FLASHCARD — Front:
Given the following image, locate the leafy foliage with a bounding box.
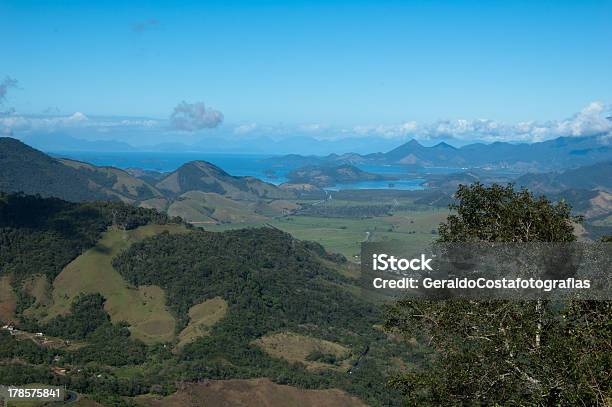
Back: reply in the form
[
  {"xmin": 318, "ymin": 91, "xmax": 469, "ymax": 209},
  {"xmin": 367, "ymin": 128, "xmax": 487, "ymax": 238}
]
[
  {"xmin": 69, "ymin": 322, "xmax": 148, "ymax": 366},
  {"xmin": 0, "ymin": 330, "xmax": 58, "ymax": 364},
  {"xmin": 438, "ymin": 182, "xmax": 579, "ymax": 242},
  {"xmin": 385, "ymin": 183, "xmax": 611, "ymax": 406},
  {"xmin": 42, "ymin": 293, "xmax": 110, "ymax": 340},
  {"xmin": 35, "ymin": 293, "xmax": 148, "ymax": 367}
]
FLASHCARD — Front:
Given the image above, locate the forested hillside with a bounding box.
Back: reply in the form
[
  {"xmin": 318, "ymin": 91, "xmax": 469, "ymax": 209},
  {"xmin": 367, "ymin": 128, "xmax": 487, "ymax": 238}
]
[
  {"xmin": 111, "ymin": 227, "xmax": 413, "ymax": 405},
  {"xmin": 0, "ymin": 192, "xmax": 180, "ymax": 320},
  {"xmin": 0, "ymin": 137, "xmax": 113, "ymax": 202},
  {"xmin": 0, "ymin": 193, "xmax": 417, "ymax": 406}
]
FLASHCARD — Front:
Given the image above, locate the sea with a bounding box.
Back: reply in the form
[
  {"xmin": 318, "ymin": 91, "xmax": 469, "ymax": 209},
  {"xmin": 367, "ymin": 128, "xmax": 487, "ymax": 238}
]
[{"xmin": 50, "ymin": 151, "xmax": 463, "ymax": 191}]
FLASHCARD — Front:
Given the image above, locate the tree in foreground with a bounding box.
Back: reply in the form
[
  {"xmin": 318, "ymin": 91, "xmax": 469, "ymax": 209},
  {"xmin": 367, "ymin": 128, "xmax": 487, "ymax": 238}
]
[{"xmin": 385, "ymin": 183, "xmax": 611, "ymax": 406}]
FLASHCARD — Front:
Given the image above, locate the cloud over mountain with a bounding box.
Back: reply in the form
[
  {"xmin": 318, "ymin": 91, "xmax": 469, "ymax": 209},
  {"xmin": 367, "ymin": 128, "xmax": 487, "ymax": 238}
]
[
  {"xmin": 223, "ymin": 102, "xmax": 612, "ymax": 143},
  {"xmin": 170, "ymin": 101, "xmax": 224, "ymax": 131},
  {"xmin": 348, "ymin": 102, "xmax": 612, "ymax": 142}
]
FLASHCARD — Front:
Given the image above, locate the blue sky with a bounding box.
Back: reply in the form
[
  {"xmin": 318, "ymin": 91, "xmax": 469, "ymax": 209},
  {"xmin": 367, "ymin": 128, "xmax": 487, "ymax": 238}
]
[{"xmin": 1, "ymin": 0, "xmax": 612, "ymax": 149}]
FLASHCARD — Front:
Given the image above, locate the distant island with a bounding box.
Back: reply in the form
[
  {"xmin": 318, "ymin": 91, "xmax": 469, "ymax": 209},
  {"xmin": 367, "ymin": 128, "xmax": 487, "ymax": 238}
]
[{"xmin": 285, "ymin": 164, "xmax": 396, "ymax": 187}]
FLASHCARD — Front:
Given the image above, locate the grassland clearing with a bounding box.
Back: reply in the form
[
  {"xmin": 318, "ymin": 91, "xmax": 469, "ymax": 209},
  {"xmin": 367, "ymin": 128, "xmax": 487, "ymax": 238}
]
[
  {"xmin": 167, "ymin": 191, "xmax": 272, "ymax": 224},
  {"xmin": 254, "ymin": 332, "xmax": 351, "ymax": 371},
  {"xmin": 31, "ymin": 224, "xmax": 188, "ymax": 344},
  {"xmin": 176, "ymin": 297, "xmax": 228, "ymax": 348}
]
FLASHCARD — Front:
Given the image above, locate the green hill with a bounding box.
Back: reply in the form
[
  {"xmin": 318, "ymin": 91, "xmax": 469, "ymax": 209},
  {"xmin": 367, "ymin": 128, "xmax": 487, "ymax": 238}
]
[
  {"xmin": 108, "ymin": 226, "xmax": 407, "ymax": 405},
  {"xmin": 0, "ymin": 138, "xmax": 297, "ymax": 224},
  {"xmin": 155, "ymin": 160, "xmax": 295, "ymax": 200},
  {"xmin": 0, "ymin": 137, "xmax": 114, "ymax": 202},
  {"xmin": 60, "ymin": 159, "xmax": 165, "ymax": 202},
  {"xmin": 0, "ymin": 137, "xmax": 163, "ymax": 203}
]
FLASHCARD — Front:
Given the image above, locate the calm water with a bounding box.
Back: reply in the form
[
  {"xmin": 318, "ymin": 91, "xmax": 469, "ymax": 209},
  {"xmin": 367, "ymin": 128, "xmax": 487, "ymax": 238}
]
[{"xmin": 51, "ymin": 151, "xmax": 461, "ymax": 190}]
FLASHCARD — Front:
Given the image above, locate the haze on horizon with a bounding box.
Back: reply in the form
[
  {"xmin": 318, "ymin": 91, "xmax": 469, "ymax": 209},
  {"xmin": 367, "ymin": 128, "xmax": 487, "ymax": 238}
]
[{"xmin": 1, "ymin": 0, "xmax": 611, "ymax": 153}]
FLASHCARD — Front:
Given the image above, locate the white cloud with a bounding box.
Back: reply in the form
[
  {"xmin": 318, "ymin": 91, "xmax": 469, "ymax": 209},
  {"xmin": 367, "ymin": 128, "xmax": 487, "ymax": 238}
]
[
  {"xmin": 352, "ymin": 121, "xmax": 418, "ymax": 138},
  {"xmin": 347, "ymin": 102, "xmax": 612, "ymax": 142},
  {"xmin": 0, "ymin": 112, "xmax": 160, "ymax": 133},
  {"xmin": 170, "ymin": 101, "xmax": 223, "ymax": 131},
  {"xmin": 553, "ymin": 101, "xmax": 611, "ymax": 137}
]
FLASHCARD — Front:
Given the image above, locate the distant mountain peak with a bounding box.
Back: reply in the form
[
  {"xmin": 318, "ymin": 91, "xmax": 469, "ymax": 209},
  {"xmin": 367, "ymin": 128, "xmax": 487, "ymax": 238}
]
[
  {"xmin": 433, "ymin": 141, "xmax": 456, "ymax": 149},
  {"xmin": 405, "ymin": 139, "xmax": 423, "ymax": 146},
  {"xmin": 180, "ymin": 160, "xmax": 229, "ymax": 175}
]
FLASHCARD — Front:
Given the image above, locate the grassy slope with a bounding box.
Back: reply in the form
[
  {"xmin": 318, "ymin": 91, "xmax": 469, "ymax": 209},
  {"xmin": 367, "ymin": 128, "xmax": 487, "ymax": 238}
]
[
  {"xmin": 30, "ymin": 224, "xmax": 187, "ymax": 343},
  {"xmin": 176, "ymin": 297, "xmax": 228, "ymax": 348},
  {"xmin": 60, "ymin": 159, "xmax": 163, "ymax": 203},
  {"xmin": 138, "ymin": 197, "xmax": 170, "ymax": 212},
  {"xmin": 166, "ymin": 191, "xmax": 299, "ymax": 224},
  {"xmin": 254, "ymin": 332, "xmax": 351, "ymax": 371},
  {"xmin": 167, "ymin": 191, "xmax": 270, "ymax": 224}
]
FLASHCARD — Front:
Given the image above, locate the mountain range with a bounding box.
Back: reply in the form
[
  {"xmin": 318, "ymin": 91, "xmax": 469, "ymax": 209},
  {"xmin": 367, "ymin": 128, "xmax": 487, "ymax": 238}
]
[
  {"xmin": 2, "ymin": 136, "xmax": 611, "ymax": 233},
  {"xmin": 269, "ymin": 135, "xmax": 612, "ymax": 171},
  {"xmin": 0, "ymin": 137, "xmax": 296, "ymax": 224}
]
